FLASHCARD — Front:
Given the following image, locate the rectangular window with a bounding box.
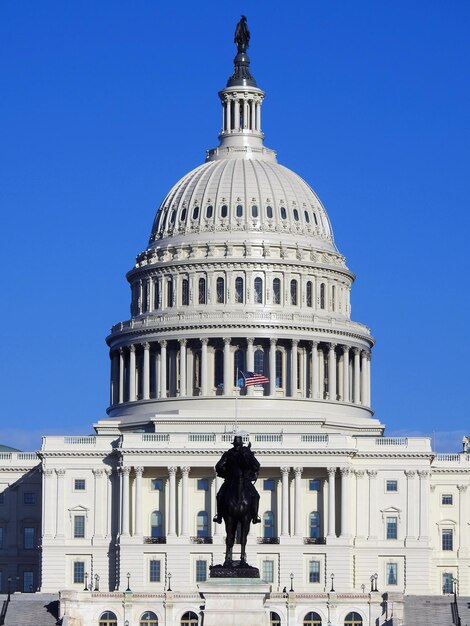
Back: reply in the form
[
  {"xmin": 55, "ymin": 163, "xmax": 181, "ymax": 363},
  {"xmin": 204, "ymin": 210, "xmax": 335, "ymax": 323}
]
[
  {"xmin": 23, "ymin": 527, "xmax": 34, "ymax": 550},
  {"xmin": 74, "ymin": 479, "xmax": 86, "ymax": 491},
  {"xmin": 309, "ymin": 480, "xmax": 321, "ymax": 491},
  {"xmin": 149, "ymin": 559, "xmax": 161, "ymax": 582},
  {"xmin": 23, "ymin": 571, "xmax": 33, "ymax": 593},
  {"xmin": 443, "ymin": 572, "xmax": 454, "ymax": 593},
  {"xmin": 151, "ymin": 479, "xmax": 163, "ymax": 491},
  {"xmin": 442, "ymin": 494, "xmax": 453, "ymax": 505},
  {"xmin": 386, "ymin": 480, "xmax": 398, "ymax": 492},
  {"xmin": 23, "ymin": 492, "xmax": 36, "ymax": 504},
  {"xmin": 73, "ymin": 561, "xmax": 85, "ymax": 584},
  {"xmin": 262, "ymin": 560, "xmax": 274, "ymax": 583},
  {"xmin": 309, "ymin": 560, "xmax": 320, "ymax": 583},
  {"xmin": 197, "ymin": 479, "xmax": 209, "ymax": 491},
  {"xmin": 73, "ymin": 515, "xmax": 85, "ymax": 538},
  {"xmin": 442, "ymin": 529, "xmax": 453, "ymax": 551},
  {"xmin": 0, "ymin": 527, "xmax": 3, "ymax": 549},
  {"xmin": 263, "ymin": 479, "xmax": 275, "ymax": 491},
  {"xmin": 386, "ymin": 562, "xmax": 398, "ymax": 585},
  {"xmin": 386, "ymin": 516, "xmax": 398, "ymax": 540},
  {"xmin": 196, "ymin": 560, "xmax": 207, "ymax": 582}
]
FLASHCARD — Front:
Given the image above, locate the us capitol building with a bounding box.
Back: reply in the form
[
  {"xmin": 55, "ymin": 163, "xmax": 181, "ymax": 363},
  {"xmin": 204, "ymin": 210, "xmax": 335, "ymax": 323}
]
[{"xmin": 1, "ymin": 19, "xmax": 469, "ymax": 626}]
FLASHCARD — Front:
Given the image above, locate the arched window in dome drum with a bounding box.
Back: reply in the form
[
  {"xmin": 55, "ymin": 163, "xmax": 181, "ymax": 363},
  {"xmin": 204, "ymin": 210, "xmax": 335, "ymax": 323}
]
[
  {"xmin": 273, "ymin": 278, "xmax": 281, "ymax": 305},
  {"xmin": 206, "ymin": 205, "xmax": 213, "ymax": 218},
  {"xmin": 216, "ymin": 277, "xmax": 225, "ymax": 304},
  {"xmin": 304, "ymin": 210, "xmax": 310, "ymax": 223},
  {"xmin": 236, "ymin": 204, "xmax": 243, "ymax": 218},
  {"xmin": 266, "ymin": 205, "xmax": 273, "ymax": 219},
  {"xmin": 344, "ymin": 612, "xmax": 363, "ymax": 626},
  {"xmin": 221, "ymin": 204, "xmax": 228, "ymax": 218},
  {"xmin": 254, "ymin": 349, "xmax": 265, "ymax": 375},
  {"xmin": 313, "ymin": 212, "xmax": 318, "ymax": 226},
  {"xmin": 306, "ymin": 281, "xmax": 313, "ymax": 307},
  {"xmin": 280, "ymin": 206, "xmax": 287, "ymax": 220},
  {"xmin": 214, "ymin": 349, "xmax": 223, "ymax": 388},
  {"xmin": 252, "ymin": 205, "xmax": 258, "ymax": 218},
  {"xmin": 99, "ymin": 611, "xmax": 118, "ymax": 626},
  {"xmin": 154, "ymin": 279, "xmax": 160, "ymax": 310},
  {"xmin": 192, "ymin": 206, "xmax": 199, "ymax": 220},
  {"xmin": 263, "ymin": 511, "xmax": 275, "ymax": 538},
  {"xmin": 180, "ymin": 613, "xmax": 198, "ymax": 626},
  {"xmin": 293, "ymin": 208, "xmax": 299, "ymax": 221},
  {"xmin": 309, "ymin": 511, "xmax": 321, "ymax": 538},
  {"xmin": 275, "ymin": 350, "xmax": 283, "ymax": 388},
  {"xmin": 332, "ymin": 285, "xmax": 336, "ymax": 311},
  {"xmin": 180, "ymin": 208, "xmax": 187, "ymax": 222},
  {"xmin": 290, "ymin": 279, "xmax": 298, "ymax": 306},
  {"xmin": 151, "ymin": 511, "xmax": 163, "ymax": 538},
  {"xmin": 320, "ymin": 283, "xmax": 326, "ymax": 310},
  {"xmin": 235, "ymin": 277, "xmax": 244, "ymax": 303},
  {"xmin": 198, "ymin": 278, "xmax": 206, "ymax": 305},
  {"xmin": 182, "ymin": 279, "xmax": 189, "ymax": 306},
  {"xmin": 167, "ymin": 279, "xmax": 174, "ymax": 308},
  {"xmin": 270, "ymin": 612, "xmax": 281, "ymax": 626},
  {"xmin": 303, "ymin": 612, "xmax": 322, "ymax": 626},
  {"xmin": 140, "ymin": 611, "xmax": 158, "ymax": 626},
  {"xmin": 234, "ymin": 350, "xmax": 245, "ymax": 386},
  {"xmin": 254, "ymin": 277, "xmax": 263, "ymax": 304}
]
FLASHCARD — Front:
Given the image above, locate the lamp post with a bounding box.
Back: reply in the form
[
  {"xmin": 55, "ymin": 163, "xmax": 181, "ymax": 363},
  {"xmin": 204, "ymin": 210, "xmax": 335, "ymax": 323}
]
[
  {"xmin": 167, "ymin": 572, "xmax": 172, "ymax": 592},
  {"xmin": 94, "ymin": 574, "xmax": 100, "ymax": 591},
  {"xmin": 7, "ymin": 576, "xmax": 11, "ymax": 600},
  {"xmin": 330, "ymin": 573, "xmax": 335, "ymax": 593},
  {"xmin": 84, "ymin": 572, "xmax": 88, "ymax": 592},
  {"xmin": 126, "ymin": 572, "xmax": 131, "ymax": 592},
  {"xmin": 289, "ymin": 573, "xmax": 294, "ymax": 592},
  {"xmin": 370, "ymin": 573, "xmax": 378, "ymax": 592},
  {"xmin": 374, "ymin": 573, "xmax": 378, "ymax": 592},
  {"xmin": 15, "ymin": 576, "xmax": 19, "ymax": 593}
]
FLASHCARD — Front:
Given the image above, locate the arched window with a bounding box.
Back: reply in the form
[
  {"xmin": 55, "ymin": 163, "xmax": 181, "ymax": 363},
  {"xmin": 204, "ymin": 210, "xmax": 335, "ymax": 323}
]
[
  {"xmin": 263, "ymin": 511, "xmax": 275, "ymax": 538},
  {"xmin": 254, "ymin": 277, "xmax": 263, "ymax": 304},
  {"xmin": 214, "ymin": 349, "xmax": 223, "ymax": 388},
  {"xmin": 197, "ymin": 511, "xmax": 209, "ymax": 538},
  {"xmin": 236, "ymin": 204, "xmax": 243, "ymax": 217},
  {"xmin": 331, "ymin": 285, "xmax": 336, "ymax": 311},
  {"xmin": 313, "ymin": 212, "xmax": 318, "ymax": 225},
  {"xmin": 234, "ymin": 349, "xmax": 245, "ymax": 386},
  {"xmin": 182, "ymin": 279, "xmax": 189, "ymax": 306},
  {"xmin": 167, "ymin": 279, "xmax": 173, "ymax": 308},
  {"xmin": 273, "ymin": 278, "xmax": 281, "ymax": 305},
  {"xmin": 198, "ymin": 278, "xmax": 206, "ymax": 304},
  {"xmin": 154, "ymin": 280, "xmax": 160, "ymax": 309},
  {"xmin": 252, "ymin": 205, "xmax": 258, "ymax": 218},
  {"xmin": 180, "ymin": 612, "xmax": 198, "ymax": 626},
  {"xmin": 254, "ymin": 349, "xmax": 264, "ymax": 376},
  {"xmin": 142, "ymin": 281, "xmax": 148, "ymax": 313},
  {"xmin": 151, "ymin": 511, "xmax": 163, "ymax": 538},
  {"xmin": 192, "ymin": 206, "xmax": 199, "ymax": 220},
  {"xmin": 140, "ymin": 611, "xmax": 158, "ymax": 626},
  {"xmin": 275, "ymin": 350, "xmax": 283, "ymax": 388},
  {"xmin": 309, "ymin": 511, "xmax": 320, "ymax": 539},
  {"xmin": 304, "ymin": 210, "xmax": 310, "ymax": 223},
  {"xmin": 216, "ymin": 277, "xmax": 225, "ymax": 304},
  {"xmin": 306, "ymin": 281, "xmax": 313, "ymax": 307},
  {"xmin": 303, "ymin": 613, "xmax": 322, "ymax": 626},
  {"xmin": 266, "ymin": 205, "xmax": 273, "ymax": 219},
  {"xmin": 344, "ymin": 613, "xmax": 363, "ymax": 626},
  {"xmin": 180, "ymin": 208, "xmax": 187, "ymax": 222},
  {"xmin": 280, "ymin": 206, "xmax": 287, "ymax": 220},
  {"xmin": 270, "ymin": 612, "xmax": 281, "ymax": 626},
  {"xmin": 293, "ymin": 208, "xmax": 299, "ymax": 221},
  {"xmin": 206, "ymin": 205, "xmax": 213, "ymax": 218},
  {"xmin": 221, "ymin": 204, "xmax": 228, "ymax": 218},
  {"xmin": 290, "ymin": 279, "xmax": 298, "ymax": 306},
  {"xmin": 320, "ymin": 283, "xmax": 326, "ymax": 309},
  {"xmin": 99, "ymin": 611, "xmax": 118, "ymax": 626},
  {"xmin": 235, "ymin": 277, "xmax": 244, "ymax": 303}
]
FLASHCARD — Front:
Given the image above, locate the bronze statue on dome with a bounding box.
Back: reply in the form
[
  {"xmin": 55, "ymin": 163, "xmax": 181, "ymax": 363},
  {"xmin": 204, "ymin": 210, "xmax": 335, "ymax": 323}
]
[{"xmin": 234, "ymin": 15, "xmax": 250, "ymax": 53}]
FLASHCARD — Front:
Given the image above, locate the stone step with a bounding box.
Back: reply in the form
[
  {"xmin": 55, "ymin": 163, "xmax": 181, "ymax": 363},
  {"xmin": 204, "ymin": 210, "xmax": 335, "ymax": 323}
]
[
  {"xmin": 403, "ymin": 595, "xmax": 454, "ymax": 626},
  {"xmin": 4, "ymin": 593, "xmax": 59, "ymax": 626}
]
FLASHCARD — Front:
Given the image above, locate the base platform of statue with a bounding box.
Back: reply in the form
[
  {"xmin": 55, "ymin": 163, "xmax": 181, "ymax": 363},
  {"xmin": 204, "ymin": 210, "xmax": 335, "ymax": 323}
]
[{"xmin": 199, "ymin": 566, "xmax": 270, "ymax": 626}]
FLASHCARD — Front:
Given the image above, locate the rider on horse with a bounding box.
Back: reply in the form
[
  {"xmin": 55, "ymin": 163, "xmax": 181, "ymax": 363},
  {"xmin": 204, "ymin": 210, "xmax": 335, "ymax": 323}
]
[{"xmin": 213, "ymin": 435, "xmax": 261, "ymax": 524}]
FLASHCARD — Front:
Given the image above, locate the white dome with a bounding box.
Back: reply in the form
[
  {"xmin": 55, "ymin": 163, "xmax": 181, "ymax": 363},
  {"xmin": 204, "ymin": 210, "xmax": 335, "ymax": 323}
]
[{"xmin": 149, "ymin": 158, "xmax": 335, "ymax": 251}]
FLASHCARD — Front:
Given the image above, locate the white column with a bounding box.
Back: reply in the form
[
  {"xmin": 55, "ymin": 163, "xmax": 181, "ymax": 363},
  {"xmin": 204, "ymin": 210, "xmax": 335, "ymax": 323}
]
[
  {"xmin": 179, "ymin": 339, "xmax": 187, "ymax": 397},
  {"xmin": 458, "ymin": 484, "xmax": 468, "ymax": 553},
  {"xmin": 360, "ymin": 350, "xmax": 367, "ymax": 405},
  {"xmin": 134, "ymin": 466, "xmax": 143, "ymax": 537},
  {"xmin": 246, "ymin": 338, "xmax": 254, "ymax": 396},
  {"xmin": 121, "ymin": 466, "xmax": 131, "ymax": 536},
  {"xmin": 311, "ymin": 342, "xmax": 318, "ymax": 399},
  {"xmin": 93, "ymin": 468, "xmax": 105, "ymax": 539},
  {"xmin": 234, "ymin": 99, "xmax": 240, "ymax": 130},
  {"xmin": 42, "ymin": 469, "xmax": 55, "ymax": 538},
  {"xmin": 168, "ymin": 466, "xmax": 177, "ymax": 536},
  {"xmin": 366, "ymin": 351, "xmax": 371, "ymax": 406},
  {"xmin": 418, "ymin": 470, "xmax": 430, "ymax": 540},
  {"xmin": 154, "ymin": 350, "xmax": 160, "ymax": 398},
  {"xmin": 256, "ymin": 100, "xmax": 261, "ymax": 130},
  {"xmin": 226, "ymin": 97, "xmax": 231, "ymax": 131},
  {"xmin": 201, "ymin": 338, "xmax": 208, "ymax": 396},
  {"xmin": 105, "ymin": 468, "xmax": 113, "ymax": 538},
  {"xmin": 143, "ymin": 342, "xmax": 150, "ymax": 400},
  {"xmin": 355, "ymin": 470, "xmax": 367, "ymax": 540},
  {"xmin": 327, "ymin": 467, "xmax": 336, "ymax": 538},
  {"xmin": 405, "ymin": 470, "xmax": 418, "ymax": 542},
  {"xmin": 118, "ymin": 348, "xmax": 124, "ymax": 404},
  {"xmin": 318, "ymin": 348, "xmax": 325, "ymax": 399},
  {"xmin": 269, "ymin": 338, "xmax": 277, "ymax": 397},
  {"xmin": 340, "ymin": 467, "xmax": 352, "ymax": 538},
  {"xmin": 342, "ymin": 345, "xmax": 350, "ymax": 402},
  {"xmin": 128, "ymin": 345, "xmax": 136, "ymax": 402},
  {"xmin": 250, "ymin": 99, "xmax": 255, "ymax": 130},
  {"xmin": 243, "ymin": 99, "xmax": 248, "ymax": 129},
  {"xmin": 294, "ymin": 466, "xmax": 303, "ymax": 536},
  {"xmin": 353, "ymin": 348, "xmax": 360, "ymax": 403},
  {"xmin": 223, "ymin": 337, "xmax": 231, "ymax": 395},
  {"xmin": 367, "ymin": 469, "xmax": 378, "ymax": 539},
  {"xmin": 281, "ymin": 467, "xmax": 290, "ymax": 537},
  {"xmin": 291, "ymin": 339, "xmax": 298, "ymax": 397},
  {"xmin": 160, "ymin": 340, "xmax": 167, "ymax": 398},
  {"xmin": 181, "ymin": 466, "xmax": 190, "ymax": 537},
  {"xmin": 55, "ymin": 469, "xmax": 66, "ymax": 538},
  {"xmin": 328, "ymin": 343, "xmax": 337, "ymax": 401}
]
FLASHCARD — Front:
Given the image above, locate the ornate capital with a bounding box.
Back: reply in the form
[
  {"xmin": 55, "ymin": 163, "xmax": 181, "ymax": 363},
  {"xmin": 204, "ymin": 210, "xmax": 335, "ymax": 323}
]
[
  {"xmin": 179, "ymin": 338, "xmax": 187, "ymax": 347},
  {"xmin": 280, "ymin": 466, "xmax": 290, "ymax": 476},
  {"xmin": 342, "ymin": 344, "xmax": 349, "ymax": 354},
  {"xmin": 121, "ymin": 466, "xmax": 131, "ymax": 476},
  {"xmin": 201, "ymin": 338, "xmax": 209, "ymax": 346},
  {"xmin": 417, "ymin": 470, "xmax": 431, "ymax": 478},
  {"xmin": 361, "ymin": 350, "xmax": 368, "ymax": 359},
  {"xmin": 367, "ymin": 470, "xmax": 378, "ymax": 478},
  {"xmin": 353, "ymin": 347, "xmax": 360, "ymax": 356},
  {"xmin": 92, "ymin": 469, "xmax": 104, "ymax": 477},
  {"xmin": 43, "ymin": 468, "xmax": 54, "ymax": 477},
  {"xmin": 355, "ymin": 470, "xmax": 365, "ymax": 478},
  {"xmin": 142, "ymin": 342, "xmax": 150, "ymax": 350},
  {"xmin": 118, "ymin": 346, "xmax": 125, "ymax": 356},
  {"xmin": 223, "ymin": 337, "xmax": 231, "ymax": 346},
  {"xmin": 404, "ymin": 470, "xmax": 416, "ymax": 478},
  {"xmin": 311, "ymin": 341, "xmax": 318, "ymax": 349},
  {"xmin": 168, "ymin": 466, "xmax": 177, "ymax": 476},
  {"xmin": 134, "ymin": 466, "xmax": 144, "ymax": 477},
  {"xmin": 292, "ymin": 339, "xmax": 299, "ymax": 348},
  {"xmin": 247, "ymin": 337, "xmax": 254, "ymax": 346},
  {"xmin": 55, "ymin": 469, "xmax": 66, "ymax": 477},
  {"xmin": 327, "ymin": 467, "xmax": 337, "ymax": 477},
  {"xmin": 104, "ymin": 467, "xmax": 113, "ymax": 477},
  {"xmin": 340, "ymin": 466, "xmax": 351, "ymax": 476},
  {"xmin": 129, "ymin": 344, "xmax": 136, "ymax": 353},
  {"xmin": 181, "ymin": 466, "xmax": 191, "ymax": 476},
  {"xmin": 294, "ymin": 466, "xmax": 303, "ymax": 477},
  {"xmin": 329, "ymin": 343, "xmax": 337, "ymax": 351},
  {"xmin": 270, "ymin": 337, "xmax": 277, "ymax": 346},
  {"xmin": 458, "ymin": 484, "xmax": 468, "ymax": 492},
  {"xmin": 159, "ymin": 339, "xmax": 167, "ymax": 348}
]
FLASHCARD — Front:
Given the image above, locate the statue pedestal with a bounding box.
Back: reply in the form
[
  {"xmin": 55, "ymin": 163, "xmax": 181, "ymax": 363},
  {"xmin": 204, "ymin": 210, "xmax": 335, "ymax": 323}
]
[{"xmin": 198, "ymin": 578, "xmax": 271, "ymax": 626}]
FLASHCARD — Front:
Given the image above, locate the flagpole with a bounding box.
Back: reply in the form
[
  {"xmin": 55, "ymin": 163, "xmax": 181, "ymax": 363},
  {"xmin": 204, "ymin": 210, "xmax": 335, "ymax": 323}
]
[{"xmin": 234, "ymin": 367, "xmax": 239, "ymax": 434}]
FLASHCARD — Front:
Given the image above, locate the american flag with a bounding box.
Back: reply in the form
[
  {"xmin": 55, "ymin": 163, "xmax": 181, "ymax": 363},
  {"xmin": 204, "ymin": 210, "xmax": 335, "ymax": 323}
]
[{"xmin": 241, "ymin": 371, "xmax": 270, "ymax": 386}]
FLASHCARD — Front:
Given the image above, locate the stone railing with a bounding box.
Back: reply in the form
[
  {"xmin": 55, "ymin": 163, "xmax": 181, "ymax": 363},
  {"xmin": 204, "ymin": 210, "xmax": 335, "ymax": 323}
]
[
  {"xmin": 0, "ymin": 452, "xmax": 39, "ymax": 464},
  {"xmin": 434, "ymin": 453, "xmax": 470, "ymax": 464}
]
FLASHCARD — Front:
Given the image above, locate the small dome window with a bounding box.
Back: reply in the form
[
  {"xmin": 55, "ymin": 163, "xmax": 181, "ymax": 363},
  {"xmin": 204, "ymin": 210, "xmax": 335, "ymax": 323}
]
[
  {"xmin": 236, "ymin": 204, "xmax": 243, "ymax": 218},
  {"xmin": 251, "ymin": 205, "xmax": 258, "ymax": 218},
  {"xmin": 206, "ymin": 205, "xmax": 213, "ymax": 218},
  {"xmin": 192, "ymin": 206, "xmax": 199, "ymax": 220},
  {"xmin": 304, "ymin": 211, "xmax": 310, "ymax": 223},
  {"xmin": 180, "ymin": 208, "xmax": 187, "ymax": 221},
  {"xmin": 293, "ymin": 208, "xmax": 299, "ymax": 221},
  {"xmin": 266, "ymin": 205, "xmax": 273, "ymax": 218},
  {"xmin": 313, "ymin": 212, "xmax": 318, "ymax": 225},
  {"xmin": 170, "ymin": 210, "xmax": 176, "ymax": 224},
  {"xmin": 280, "ymin": 207, "xmax": 287, "ymax": 220},
  {"xmin": 221, "ymin": 204, "xmax": 228, "ymax": 218}
]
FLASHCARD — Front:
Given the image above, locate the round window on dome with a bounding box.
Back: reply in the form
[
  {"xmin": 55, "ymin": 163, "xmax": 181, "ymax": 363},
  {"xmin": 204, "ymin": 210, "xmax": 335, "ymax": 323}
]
[
  {"xmin": 280, "ymin": 207, "xmax": 287, "ymax": 220},
  {"xmin": 180, "ymin": 208, "xmax": 187, "ymax": 221},
  {"xmin": 251, "ymin": 205, "xmax": 258, "ymax": 218},
  {"xmin": 206, "ymin": 205, "xmax": 213, "ymax": 218},
  {"xmin": 293, "ymin": 208, "xmax": 299, "ymax": 221},
  {"xmin": 236, "ymin": 204, "xmax": 243, "ymax": 218},
  {"xmin": 221, "ymin": 204, "xmax": 228, "ymax": 218},
  {"xmin": 192, "ymin": 206, "xmax": 199, "ymax": 220},
  {"xmin": 304, "ymin": 210, "xmax": 310, "ymax": 223},
  {"xmin": 266, "ymin": 205, "xmax": 273, "ymax": 219}
]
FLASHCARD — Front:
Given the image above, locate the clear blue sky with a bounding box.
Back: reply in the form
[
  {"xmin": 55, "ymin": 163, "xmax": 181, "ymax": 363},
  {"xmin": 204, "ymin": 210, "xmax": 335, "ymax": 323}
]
[{"xmin": 1, "ymin": 1, "xmax": 469, "ymax": 451}]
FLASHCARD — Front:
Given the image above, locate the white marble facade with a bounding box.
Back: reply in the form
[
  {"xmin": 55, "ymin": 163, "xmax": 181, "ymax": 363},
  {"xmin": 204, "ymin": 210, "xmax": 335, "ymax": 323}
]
[{"xmin": 0, "ymin": 23, "xmax": 468, "ymax": 626}]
